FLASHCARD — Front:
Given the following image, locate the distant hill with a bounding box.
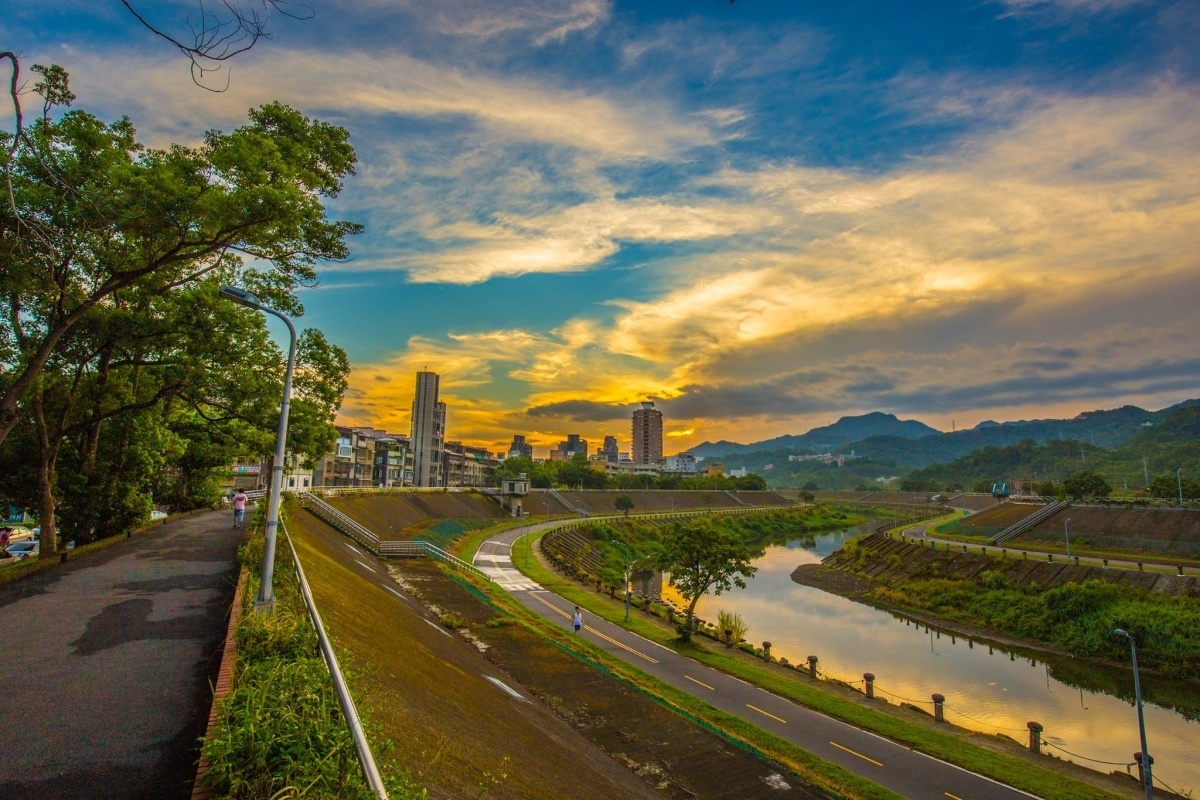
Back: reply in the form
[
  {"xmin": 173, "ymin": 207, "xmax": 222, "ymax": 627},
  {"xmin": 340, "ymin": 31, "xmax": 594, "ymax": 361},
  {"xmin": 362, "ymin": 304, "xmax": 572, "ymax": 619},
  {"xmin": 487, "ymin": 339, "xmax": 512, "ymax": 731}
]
[
  {"xmin": 699, "ymin": 399, "xmax": 1200, "ymax": 489},
  {"xmin": 689, "ymin": 412, "xmax": 940, "ymax": 460}
]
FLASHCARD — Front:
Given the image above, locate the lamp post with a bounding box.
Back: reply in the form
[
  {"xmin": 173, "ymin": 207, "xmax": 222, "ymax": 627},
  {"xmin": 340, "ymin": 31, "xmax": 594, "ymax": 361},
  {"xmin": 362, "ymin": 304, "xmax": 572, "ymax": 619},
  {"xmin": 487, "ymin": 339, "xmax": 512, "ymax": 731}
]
[
  {"xmin": 220, "ymin": 286, "xmax": 297, "ymax": 611},
  {"xmin": 1063, "ymin": 518, "xmax": 1071, "ymax": 559},
  {"xmin": 1113, "ymin": 628, "xmax": 1153, "ymax": 800},
  {"xmin": 1178, "ymin": 469, "xmax": 1184, "ymax": 507},
  {"xmin": 611, "ymin": 538, "xmax": 631, "ymax": 622}
]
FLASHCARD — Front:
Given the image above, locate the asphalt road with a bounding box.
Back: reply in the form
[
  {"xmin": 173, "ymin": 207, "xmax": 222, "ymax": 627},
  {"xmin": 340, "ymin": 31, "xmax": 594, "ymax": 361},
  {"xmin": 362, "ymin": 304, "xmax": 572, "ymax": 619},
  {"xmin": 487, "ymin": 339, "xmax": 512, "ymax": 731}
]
[
  {"xmin": 473, "ymin": 521, "xmax": 1038, "ymax": 800},
  {"xmin": 0, "ymin": 510, "xmax": 244, "ymax": 800}
]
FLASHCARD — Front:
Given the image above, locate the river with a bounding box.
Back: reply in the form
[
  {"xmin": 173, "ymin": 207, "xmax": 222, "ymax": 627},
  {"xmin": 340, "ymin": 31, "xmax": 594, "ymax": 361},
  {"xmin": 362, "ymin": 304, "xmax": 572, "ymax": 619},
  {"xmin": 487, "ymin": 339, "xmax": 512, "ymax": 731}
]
[{"xmin": 681, "ymin": 524, "xmax": 1200, "ymax": 796}]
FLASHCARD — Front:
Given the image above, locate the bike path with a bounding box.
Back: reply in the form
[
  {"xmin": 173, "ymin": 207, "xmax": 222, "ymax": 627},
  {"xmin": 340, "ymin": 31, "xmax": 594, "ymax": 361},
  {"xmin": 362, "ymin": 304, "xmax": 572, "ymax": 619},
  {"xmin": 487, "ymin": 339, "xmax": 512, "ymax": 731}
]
[
  {"xmin": 0, "ymin": 510, "xmax": 244, "ymax": 800},
  {"xmin": 474, "ymin": 523, "xmax": 1036, "ymax": 800}
]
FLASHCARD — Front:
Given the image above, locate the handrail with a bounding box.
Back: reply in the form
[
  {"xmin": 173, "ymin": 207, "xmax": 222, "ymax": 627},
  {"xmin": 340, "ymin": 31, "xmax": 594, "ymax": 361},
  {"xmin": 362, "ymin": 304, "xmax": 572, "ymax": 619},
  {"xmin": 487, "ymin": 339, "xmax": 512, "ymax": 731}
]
[
  {"xmin": 380, "ymin": 540, "xmax": 491, "ymax": 581},
  {"xmin": 987, "ymin": 500, "xmax": 1069, "ymax": 545},
  {"xmin": 301, "ymin": 494, "xmax": 382, "ymax": 552},
  {"xmin": 281, "ymin": 518, "xmax": 388, "ymax": 799}
]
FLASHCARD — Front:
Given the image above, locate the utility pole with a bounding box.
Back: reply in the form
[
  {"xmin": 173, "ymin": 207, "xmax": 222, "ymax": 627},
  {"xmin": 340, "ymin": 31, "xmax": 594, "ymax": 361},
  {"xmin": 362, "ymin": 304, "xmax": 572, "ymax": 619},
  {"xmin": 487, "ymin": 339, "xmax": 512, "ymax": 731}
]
[
  {"xmin": 1063, "ymin": 518, "xmax": 1071, "ymax": 559},
  {"xmin": 1178, "ymin": 469, "xmax": 1185, "ymax": 506},
  {"xmin": 1143, "ymin": 456, "xmax": 1149, "ymax": 488}
]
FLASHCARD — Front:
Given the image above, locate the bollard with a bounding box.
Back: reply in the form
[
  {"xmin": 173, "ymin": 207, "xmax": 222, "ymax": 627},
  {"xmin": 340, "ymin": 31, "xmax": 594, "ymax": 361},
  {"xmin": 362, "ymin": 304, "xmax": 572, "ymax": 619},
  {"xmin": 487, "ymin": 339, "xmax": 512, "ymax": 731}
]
[
  {"xmin": 666, "ymin": 607, "xmax": 675, "ymax": 624},
  {"xmin": 1027, "ymin": 721, "xmax": 1043, "ymax": 754},
  {"xmin": 982, "ymin": 547, "xmax": 987, "ymax": 556},
  {"xmin": 1074, "ymin": 556, "xmax": 1080, "ymax": 566},
  {"xmin": 864, "ymin": 673, "xmax": 875, "ymax": 699},
  {"xmin": 724, "ymin": 629, "xmax": 733, "ymax": 647},
  {"xmin": 807, "ymin": 655, "xmax": 818, "ymax": 679},
  {"xmin": 1103, "ymin": 558, "xmax": 1108, "ymax": 568},
  {"xmin": 1048, "ymin": 553, "xmax": 1053, "ymax": 563},
  {"xmin": 762, "ymin": 641, "xmax": 772, "ymax": 662},
  {"xmin": 1023, "ymin": 551, "xmax": 1028, "ymax": 560},
  {"xmin": 1001, "ymin": 548, "xmax": 1006, "ymax": 558},
  {"xmin": 1138, "ymin": 562, "xmax": 1144, "ymax": 572},
  {"xmin": 1134, "ymin": 752, "xmax": 1154, "ymax": 786},
  {"xmin": 932, "ymin": 693, "xmax": 945, "ymax": 722},
  {"xmin": 1179, "ymin": 565, "xmax": 1185, "ymax": 577}
]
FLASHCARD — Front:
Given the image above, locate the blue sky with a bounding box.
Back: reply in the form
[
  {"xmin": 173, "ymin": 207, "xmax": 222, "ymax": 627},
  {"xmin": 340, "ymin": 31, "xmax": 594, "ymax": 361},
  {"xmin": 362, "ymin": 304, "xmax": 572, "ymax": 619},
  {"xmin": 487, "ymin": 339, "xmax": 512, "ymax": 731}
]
[{"xmin": 6, "ymin": 0, "xmax": 1200, "ymax": 455}]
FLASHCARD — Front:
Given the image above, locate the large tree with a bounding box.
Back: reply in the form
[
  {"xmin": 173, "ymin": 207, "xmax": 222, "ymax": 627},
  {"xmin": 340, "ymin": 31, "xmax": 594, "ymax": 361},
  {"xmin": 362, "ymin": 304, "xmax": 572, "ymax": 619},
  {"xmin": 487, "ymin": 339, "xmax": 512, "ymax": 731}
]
[
  {"xmin": 1062, "ymin": 470, "xmax": 1112, "ymax": 500},
  {"xmin": 655, "ymin": 518, "xmax": 757, "ymax": 641},
  {"xmin": 0, "ymin": 65, "xmax": 359, "ymax": 453}
]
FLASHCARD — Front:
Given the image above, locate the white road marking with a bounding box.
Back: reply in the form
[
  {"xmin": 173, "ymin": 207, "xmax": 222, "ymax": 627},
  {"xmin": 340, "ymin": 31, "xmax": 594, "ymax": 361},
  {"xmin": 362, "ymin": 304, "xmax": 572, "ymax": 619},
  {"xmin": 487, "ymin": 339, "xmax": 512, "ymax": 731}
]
[
  {"xmin": 354, "ymin": 559, "xmax": 376, "ymax": 572},
  {"xmin": 423, "ymin": 619, "xmax": 455, "ymax": 638},
  {"xmin": 485, "ymin": 676, "xmax": 526, "ymax": 700}
]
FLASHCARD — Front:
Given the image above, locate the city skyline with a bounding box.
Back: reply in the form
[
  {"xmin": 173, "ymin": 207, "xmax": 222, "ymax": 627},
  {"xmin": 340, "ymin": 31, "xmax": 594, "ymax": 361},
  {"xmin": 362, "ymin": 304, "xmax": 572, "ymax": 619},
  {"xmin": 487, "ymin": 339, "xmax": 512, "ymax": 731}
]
[{"xmin": 10, "ymin": 1, "xmax": 1200, "ymax": 449}]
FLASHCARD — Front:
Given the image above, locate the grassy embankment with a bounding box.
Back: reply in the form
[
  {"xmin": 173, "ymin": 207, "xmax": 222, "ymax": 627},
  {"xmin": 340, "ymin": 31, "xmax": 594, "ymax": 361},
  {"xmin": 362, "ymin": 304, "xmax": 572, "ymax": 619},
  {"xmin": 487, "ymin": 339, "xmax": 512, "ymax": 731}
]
[
  {"xmin": 198, "ymin": 509, "xmax": 424, "ymax": 800},
  {"xmin": 836, "ymin": 537, "xmax": 1200, "ymax": 678},
  {"xmin": 503, "ymin": 516, "xmax": 1128, "ymax": 800}
]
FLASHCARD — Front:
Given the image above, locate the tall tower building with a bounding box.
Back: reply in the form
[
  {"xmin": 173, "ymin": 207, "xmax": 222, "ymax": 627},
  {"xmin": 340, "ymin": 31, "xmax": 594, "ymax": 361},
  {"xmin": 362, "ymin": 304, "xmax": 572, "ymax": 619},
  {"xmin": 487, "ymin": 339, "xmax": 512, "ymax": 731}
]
[
  {"xmin": 411, "ymin": 371, "xmax": 446, "ymax": 487},
  {"xmin": 632, "ymin": 401, "xmax": 663, "ymax": 465},
  {"xmin": 599, "ymin": 435, "xmax": 619, "ymax": 463}
]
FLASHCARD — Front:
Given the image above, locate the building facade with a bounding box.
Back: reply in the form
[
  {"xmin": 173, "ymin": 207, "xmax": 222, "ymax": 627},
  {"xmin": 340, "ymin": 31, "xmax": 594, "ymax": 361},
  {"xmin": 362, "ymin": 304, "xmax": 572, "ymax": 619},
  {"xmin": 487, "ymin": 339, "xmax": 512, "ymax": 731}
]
[
  {"xmin": 507, "ymin": 434, "xmax": 534, "ymax": 460},
  {"xmin": 410, "ymin": 371, "xmax": 446, "ymax": 487},
  {"xmin": 550, "ymin": 433, "xmax": 589, "ymax": 461},
  {"xmin": 598, "ymin": 435, "xmax": 619, "ymax": 463},
  {"xmin": 632, "ymin": 401, "xmax": 663, "ymax": 465}
]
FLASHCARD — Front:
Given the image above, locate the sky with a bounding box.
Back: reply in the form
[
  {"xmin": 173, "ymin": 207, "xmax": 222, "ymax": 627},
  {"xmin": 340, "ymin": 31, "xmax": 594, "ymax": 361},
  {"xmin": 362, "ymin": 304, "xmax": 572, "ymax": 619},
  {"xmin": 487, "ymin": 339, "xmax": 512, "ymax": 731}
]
[{"xmin": 5, "ymin": 0, "xmax": 1200, "ymax": 457}]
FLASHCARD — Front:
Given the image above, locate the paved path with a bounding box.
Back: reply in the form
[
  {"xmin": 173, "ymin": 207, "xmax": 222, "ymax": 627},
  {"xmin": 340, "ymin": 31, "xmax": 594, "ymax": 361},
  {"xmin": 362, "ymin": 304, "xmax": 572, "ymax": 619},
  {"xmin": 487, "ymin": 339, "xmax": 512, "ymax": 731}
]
[
  {"xmin": 0, "ymin": 510, "xmax": 244, "ymax": 800},
  {"xmin": 474, "ymin": 523, "xmax": 1035, "ymax": 800}
]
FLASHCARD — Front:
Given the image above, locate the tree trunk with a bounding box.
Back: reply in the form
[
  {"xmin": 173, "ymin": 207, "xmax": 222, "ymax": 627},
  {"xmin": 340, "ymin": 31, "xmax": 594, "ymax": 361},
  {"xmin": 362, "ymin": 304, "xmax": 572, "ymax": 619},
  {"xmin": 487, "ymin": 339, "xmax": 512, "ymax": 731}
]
[{"xmin": 32, "ymin": 388, "xmax": 59, "ymax": 558}]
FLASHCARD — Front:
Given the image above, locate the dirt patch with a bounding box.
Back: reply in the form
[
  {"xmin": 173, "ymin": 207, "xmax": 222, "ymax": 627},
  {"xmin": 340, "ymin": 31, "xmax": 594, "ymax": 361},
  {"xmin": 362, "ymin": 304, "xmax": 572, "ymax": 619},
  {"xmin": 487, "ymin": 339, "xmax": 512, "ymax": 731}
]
[{"xmin": 394, "ymin": 559, "xmax": 826, "ymax": 800}]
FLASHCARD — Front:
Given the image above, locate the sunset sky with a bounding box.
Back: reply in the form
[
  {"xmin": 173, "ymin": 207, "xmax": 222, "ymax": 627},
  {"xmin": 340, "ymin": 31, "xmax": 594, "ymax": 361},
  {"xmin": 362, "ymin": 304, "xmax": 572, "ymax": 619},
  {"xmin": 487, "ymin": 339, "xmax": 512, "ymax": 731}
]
[{"xmin": 7, "ymin": 1, "xmax": 1200, "ymax": 456}]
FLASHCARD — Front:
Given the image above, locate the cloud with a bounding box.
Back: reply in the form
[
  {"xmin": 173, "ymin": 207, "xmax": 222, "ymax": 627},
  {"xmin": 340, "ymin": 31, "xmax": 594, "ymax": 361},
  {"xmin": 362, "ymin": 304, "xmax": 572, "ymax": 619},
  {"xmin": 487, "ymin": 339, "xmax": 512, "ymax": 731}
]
[{"xmin": 524, "ymin": 399, "xmax": 631, "ymax": 422}]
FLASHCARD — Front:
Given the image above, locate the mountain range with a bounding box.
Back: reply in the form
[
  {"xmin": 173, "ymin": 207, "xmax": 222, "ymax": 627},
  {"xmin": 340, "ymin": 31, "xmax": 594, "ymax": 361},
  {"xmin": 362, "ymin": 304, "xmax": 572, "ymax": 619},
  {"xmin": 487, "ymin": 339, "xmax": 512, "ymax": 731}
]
[{"xmin": 687, "ymin": 400, "xmax": 1200, "ymax": 473}]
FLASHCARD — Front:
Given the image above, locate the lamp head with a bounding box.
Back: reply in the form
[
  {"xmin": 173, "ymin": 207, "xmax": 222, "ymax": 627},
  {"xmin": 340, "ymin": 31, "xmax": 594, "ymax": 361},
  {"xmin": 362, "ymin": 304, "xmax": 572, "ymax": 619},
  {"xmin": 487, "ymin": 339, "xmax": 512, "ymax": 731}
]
[
  {"xmin": 1113, "ymin": 628, "xmax": 1130, "ymax": 639},
  {"xmin": 219, "ymin": 286, "xmax": 264, "ymax": 310}
]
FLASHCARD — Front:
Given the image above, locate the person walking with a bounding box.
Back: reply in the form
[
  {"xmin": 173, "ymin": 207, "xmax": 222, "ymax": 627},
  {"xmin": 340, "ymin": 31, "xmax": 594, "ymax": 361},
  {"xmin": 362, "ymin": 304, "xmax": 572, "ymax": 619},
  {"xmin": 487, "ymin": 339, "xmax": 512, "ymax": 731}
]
[
  {"xmin": 231, "ymin": 490, "xmax": 248, "ymax": 529},
  {"xmin": 572, "ymin": 606, "xmax": 583, "ymax": 634}
]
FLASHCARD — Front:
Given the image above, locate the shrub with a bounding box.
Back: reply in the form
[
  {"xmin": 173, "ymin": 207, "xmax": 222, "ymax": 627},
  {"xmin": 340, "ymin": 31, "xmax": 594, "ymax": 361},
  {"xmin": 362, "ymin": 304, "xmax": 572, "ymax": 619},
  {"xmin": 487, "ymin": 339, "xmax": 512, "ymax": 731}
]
[{"xmin": 717, "ymin": 609, "xmax": 749, "ymax": 643}]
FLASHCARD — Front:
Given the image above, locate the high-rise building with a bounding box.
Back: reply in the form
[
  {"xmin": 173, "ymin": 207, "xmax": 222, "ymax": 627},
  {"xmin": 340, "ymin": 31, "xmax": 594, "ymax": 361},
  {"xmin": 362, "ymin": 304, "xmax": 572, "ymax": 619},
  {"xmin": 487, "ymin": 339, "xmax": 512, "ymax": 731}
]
[
  {"xmin": 598, "ymin": 435, "xmax": 619, "ymax": 463},
  {"xmin": 632, "ymin": 401, "xmax": 663, "ymax": 465},
  {"xmin": 550, "ymin": 434, "xmax": 588, "ymax": 461},
  {"xmin": 410, "ymin": 371, "xmax": 446, "ymax": 487},
  {"xmin": 507, "ymin": 434, "xmax": 534, "ymax": 460}
]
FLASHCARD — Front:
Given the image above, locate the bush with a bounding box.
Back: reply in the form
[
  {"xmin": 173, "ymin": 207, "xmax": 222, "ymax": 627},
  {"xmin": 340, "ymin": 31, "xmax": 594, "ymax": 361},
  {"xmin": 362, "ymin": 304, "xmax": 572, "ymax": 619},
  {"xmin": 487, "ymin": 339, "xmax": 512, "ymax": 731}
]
[{"xmin": 717, "ymin": 609, "xmax": 749, "ymax": 643}]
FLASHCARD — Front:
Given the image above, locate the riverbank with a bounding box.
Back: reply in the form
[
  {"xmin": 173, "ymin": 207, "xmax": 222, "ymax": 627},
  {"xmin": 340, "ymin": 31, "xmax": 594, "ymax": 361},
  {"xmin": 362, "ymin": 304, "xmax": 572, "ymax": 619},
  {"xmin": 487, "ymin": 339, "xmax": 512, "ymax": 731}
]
[{"xmin": 792, "ymin": 534, "xmax": 1200, "ymax": 680}]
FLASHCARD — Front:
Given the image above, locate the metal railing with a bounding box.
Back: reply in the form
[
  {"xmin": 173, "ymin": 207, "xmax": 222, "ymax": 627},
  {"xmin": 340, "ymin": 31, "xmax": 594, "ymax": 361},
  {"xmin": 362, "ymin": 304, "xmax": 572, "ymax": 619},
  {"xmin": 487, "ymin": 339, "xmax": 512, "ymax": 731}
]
[
  {"xmin": 987, "ymin": 500, "xmax": 1070, "ymax": 545},
  {"xmin": 281, "ymin": 518, "xmax": 388, "ymax": 799},
  {"xmin": 300, "ymin": 493, "xmax": 492, "ymax": 581}
]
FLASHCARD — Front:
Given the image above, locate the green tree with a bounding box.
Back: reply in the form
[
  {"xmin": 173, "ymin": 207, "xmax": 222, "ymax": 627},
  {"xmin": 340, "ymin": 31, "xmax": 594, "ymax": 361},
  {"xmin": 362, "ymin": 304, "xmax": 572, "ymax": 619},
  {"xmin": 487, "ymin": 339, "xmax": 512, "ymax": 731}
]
[
  {"xmin": 1147, "ymin": 473, "xmax": 1200, "ymax": 501},
  {"xmin": 655, "ymin": 518, "xmax": 757, "ymax": 641},
  {"xmin": 0, "ymin": 69, "xmax": 359, "ymax": 453},
  {"xmin": 1062, "ymin": 470, "xmax": 1111, "ymax": 500},
  {"xmin": 614, "ymin": 495, "xmax": 634, "ymax": 516}
]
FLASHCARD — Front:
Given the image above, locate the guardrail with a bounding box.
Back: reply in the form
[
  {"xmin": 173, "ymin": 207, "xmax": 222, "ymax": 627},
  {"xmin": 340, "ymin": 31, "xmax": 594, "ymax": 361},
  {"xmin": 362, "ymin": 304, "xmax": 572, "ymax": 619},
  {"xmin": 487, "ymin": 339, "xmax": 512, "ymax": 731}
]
[
  {"xmin": 988, "ymin": 500, "xmax": 1069, "ymax": 545},
  {"xmin": 300, "ymin": 493, "xmax": 492, "ymax": 582},
  {"xmin": 281, "ymin": 518, "xmax": 388, "ymax": 799}
]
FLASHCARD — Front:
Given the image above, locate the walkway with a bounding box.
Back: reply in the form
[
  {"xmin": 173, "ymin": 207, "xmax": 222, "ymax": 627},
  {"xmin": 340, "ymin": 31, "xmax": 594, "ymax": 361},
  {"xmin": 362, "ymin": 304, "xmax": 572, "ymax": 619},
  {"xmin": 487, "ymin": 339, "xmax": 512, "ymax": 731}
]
[
  {"xmin": 474, "ymin": 523, "xmax": 1035, "ymax": 800},
  {"xmin": 0, "ymin": 510, "xmax": 244, "ymax": 800}
]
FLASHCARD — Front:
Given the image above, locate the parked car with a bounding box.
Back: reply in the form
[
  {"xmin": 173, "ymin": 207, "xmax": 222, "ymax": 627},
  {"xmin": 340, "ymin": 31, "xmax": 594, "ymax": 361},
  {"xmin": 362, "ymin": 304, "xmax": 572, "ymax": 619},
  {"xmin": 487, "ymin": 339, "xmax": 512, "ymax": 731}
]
[
  {"xmin": 150, "ymin": 510, "xmax": 168, "ymax": 520},
  {"xmin": 5, "ymin": 541, "xmax": 39, "ymax": 560}
]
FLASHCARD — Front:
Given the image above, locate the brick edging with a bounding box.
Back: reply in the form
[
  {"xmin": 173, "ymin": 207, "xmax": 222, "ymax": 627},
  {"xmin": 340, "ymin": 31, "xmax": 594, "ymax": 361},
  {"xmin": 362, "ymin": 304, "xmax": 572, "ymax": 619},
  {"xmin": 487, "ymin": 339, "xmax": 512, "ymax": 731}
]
[{"xmin": 191, "ymin": 565, "xmax": 248, "ymax": 800}]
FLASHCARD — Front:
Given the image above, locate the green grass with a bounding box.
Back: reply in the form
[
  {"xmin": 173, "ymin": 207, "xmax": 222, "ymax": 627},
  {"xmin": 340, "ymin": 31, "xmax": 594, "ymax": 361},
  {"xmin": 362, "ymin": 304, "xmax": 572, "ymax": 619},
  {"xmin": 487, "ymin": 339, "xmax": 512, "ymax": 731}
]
[
  {"xmin": 199, "ymin": 508, "xmax": 424, "ymax": 800},
  {"xmin": 505, "ymin": 527, "xmax": 1127, "ymax": 800}
]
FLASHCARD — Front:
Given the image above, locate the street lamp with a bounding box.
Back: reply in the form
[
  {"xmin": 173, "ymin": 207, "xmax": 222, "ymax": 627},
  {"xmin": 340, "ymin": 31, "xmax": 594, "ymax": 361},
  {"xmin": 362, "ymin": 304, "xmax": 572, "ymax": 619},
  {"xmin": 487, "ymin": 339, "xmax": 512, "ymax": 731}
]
[
  {"xmin": 220, "ymin": 286, "xmax": 297, "ymax": 612},
  {"xmin": 1063, "ymin": 518, "xmax": 1071, "ymax": 559},
  {"xmin": 1113, "ymin": 629, "xmax": 1153, "ymax": 800},
  {"xmin": 611, "ymin": 538, "xmax": 631, "ymax": 622},
  {"xmin": 1178, "ymin": 469, "xmax": 1184, "ymax": 507}
]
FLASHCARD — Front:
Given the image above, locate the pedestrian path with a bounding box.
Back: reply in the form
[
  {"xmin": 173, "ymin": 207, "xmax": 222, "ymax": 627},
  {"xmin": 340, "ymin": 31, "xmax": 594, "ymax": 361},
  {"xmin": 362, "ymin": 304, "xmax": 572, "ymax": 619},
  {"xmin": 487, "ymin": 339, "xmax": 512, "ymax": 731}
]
[
  {"xmin": 475, "ymin": 522, "xmax": 1036, "ymax": 800},
  {"xmin": 0, "ymin": 510, "xmax": 243, "ymax": 800}
]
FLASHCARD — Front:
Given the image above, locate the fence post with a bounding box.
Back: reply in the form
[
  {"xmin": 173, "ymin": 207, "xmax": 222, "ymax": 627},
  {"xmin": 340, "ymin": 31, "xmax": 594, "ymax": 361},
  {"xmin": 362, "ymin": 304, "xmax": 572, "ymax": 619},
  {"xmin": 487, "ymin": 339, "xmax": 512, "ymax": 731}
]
[
  {"xmin": 807, "ymin": 655, "xmax": 818, "ymax": 678},
  {"xmin": 762, "ymin": 641, "xmax": 772, "ymax": 662},
  {"xmin": 864, "ymin": 673, "xmax": 875, "ymax": 698},
  {"xmin": 932, "ymin": 693, "xmax": 945, "ymax": 722},
  {"xmin": 1027, "ymin": 721, "xmax": 1043, "ymax": 754},
  {"xmin": 724, "ymin": 629, "xmax": 734, "ymax": 647}
]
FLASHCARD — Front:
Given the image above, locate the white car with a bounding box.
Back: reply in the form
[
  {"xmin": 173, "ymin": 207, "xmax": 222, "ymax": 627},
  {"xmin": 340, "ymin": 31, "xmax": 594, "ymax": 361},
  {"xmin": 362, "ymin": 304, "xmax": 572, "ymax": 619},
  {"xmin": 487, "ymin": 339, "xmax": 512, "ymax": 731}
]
[{"xmin": 5, "ymin": 541, "xmax": 39, "ymax": 560}]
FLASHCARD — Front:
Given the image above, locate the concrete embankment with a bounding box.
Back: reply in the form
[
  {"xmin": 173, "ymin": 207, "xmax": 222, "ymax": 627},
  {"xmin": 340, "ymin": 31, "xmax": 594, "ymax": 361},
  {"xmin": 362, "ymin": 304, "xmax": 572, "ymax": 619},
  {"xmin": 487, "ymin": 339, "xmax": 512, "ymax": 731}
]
[{"xmin": 808, "ymin": 533, "xmax": 1200, "ymax": 597}]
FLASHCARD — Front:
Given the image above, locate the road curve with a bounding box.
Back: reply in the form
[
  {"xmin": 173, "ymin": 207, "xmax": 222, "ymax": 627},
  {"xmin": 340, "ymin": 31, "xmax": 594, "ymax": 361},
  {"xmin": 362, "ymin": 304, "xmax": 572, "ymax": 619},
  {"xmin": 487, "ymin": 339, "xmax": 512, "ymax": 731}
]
[{"xmin": 474, "ymin": 520, "xmax": 1039, "ymax": 800}]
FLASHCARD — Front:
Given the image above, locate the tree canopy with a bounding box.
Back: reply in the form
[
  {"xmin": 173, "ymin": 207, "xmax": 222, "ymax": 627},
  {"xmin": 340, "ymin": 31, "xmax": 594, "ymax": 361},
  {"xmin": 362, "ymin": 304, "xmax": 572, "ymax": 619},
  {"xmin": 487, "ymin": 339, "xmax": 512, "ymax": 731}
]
[
  {"xmin": 655, "ymin": 518, "xmax": 757, "ymax": 641},
  {"xmin": 0, "ymin": 65, "xmax": 357, "ymax": 556}
]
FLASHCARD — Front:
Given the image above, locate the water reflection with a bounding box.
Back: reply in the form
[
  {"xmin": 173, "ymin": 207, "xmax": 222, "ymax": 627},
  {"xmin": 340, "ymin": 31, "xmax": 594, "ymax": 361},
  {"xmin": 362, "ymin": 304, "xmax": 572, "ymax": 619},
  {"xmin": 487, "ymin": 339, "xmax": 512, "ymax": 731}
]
[{"xmin": 684, "ymin": 525, "xmax": 1200, "ymax": 794}]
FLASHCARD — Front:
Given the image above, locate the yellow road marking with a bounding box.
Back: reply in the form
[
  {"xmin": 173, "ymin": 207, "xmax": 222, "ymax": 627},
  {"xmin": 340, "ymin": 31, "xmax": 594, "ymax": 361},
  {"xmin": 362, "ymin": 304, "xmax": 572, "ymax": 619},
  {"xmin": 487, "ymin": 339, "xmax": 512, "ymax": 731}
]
[
  {"xmin": 528, "ymin": 593, "xmax": 659, "ymax": 664},
  {"xmin": 945, "ymin": 794, "xmax": 965, "ymax": 800},
  {"xmin": 830, "ymin": 741, "xmax": 883, "ymax": 767},
  {"xmin": 746, "ymin": 704, "xmax": 786, "ymax": 724},
  {"xmin": 685, "ymin": 675, "xmax": 715, "ymax": 691}
]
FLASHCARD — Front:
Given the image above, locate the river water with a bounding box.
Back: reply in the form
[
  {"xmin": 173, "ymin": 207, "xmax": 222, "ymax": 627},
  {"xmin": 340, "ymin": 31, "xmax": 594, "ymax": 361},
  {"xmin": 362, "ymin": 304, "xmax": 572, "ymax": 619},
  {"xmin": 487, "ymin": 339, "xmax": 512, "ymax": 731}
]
[{"xmin": 683, "ymin": 525, "xmax": 1200, "ymax": 795}]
